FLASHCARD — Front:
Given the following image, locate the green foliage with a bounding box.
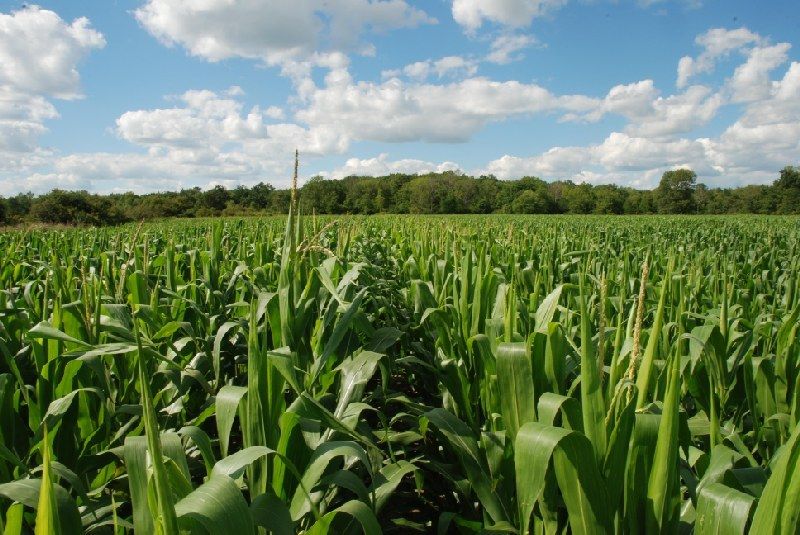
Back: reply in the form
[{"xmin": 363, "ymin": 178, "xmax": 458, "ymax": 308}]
[
  {"xmin": 29, "ymin": 190, "xmax": 125, "ymax": 226},
  {"xmin": 656, "ymin": 168, "xmax": 697, "ymax": 214},
  {"xmin": 0, "ymin": 213, "xmax": 798, "ymax": 533},
  {"xmin": 776, "ymin": 165, "xmax": 800, "ymax": 190},
  {"xmin": 3, "ymin": 165, "xmax": 800, "ymax": 226}
]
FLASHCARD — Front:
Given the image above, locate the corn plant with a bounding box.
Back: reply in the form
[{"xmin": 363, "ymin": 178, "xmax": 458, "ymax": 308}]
[{"xmin": 0, "ymin": 213, "xmax": 798, "ymax": 533}]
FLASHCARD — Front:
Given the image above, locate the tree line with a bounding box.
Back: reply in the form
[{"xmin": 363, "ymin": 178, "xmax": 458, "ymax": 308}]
[{"xmin": 1, "ymin": 166, "xmax": 798, "ymax": 226}]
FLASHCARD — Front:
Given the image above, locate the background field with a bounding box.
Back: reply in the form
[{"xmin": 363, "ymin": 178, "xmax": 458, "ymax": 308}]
[{"xmin": 0, "ymin": 214, "xmax": 799, "ymax": 533}]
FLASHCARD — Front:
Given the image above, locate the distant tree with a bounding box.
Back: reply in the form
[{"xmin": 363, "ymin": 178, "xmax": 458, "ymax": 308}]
[
  {"xmin": 30, "ymin": 190, "xmax": 125, "ymax": 226},
  {"xmin": 202, "ymin": 185, "xmax": 230, "ymax": 212},
  {"xmin": 511, "ymin": 189, "xmax": 551, "ymax": 213},
  {"xmin": 622, "ymin": 189, "xmax": 656, "ymax": 213},
  {"xmin": 774, "ymin": 166, "xmax": 800, "ymax": 213},
  {"xmin": 6, "ymin": 192, "xmax": 33, "ymax": 222},
  {"xmin": 472, "ymin": 177, "xmax": 500, "ymax": 213},
  {"xmin": 404, "ymin": 177, "xmax": 441, "ymax": 214},
  {"xmin": 229, "ymin": 185, "xmax": 250, "ymax": 207},
  {"xmin": 776, "ymin": 166, "xmax": 800, "ymax": 189},
  {"xmin": 594, "ymin": 185, "xmax": 626, "ymax": 214},
  {"xmin": 249, "ymin": 182, "xmax": 274, "ymax": 210},
  {"xmin": 564, "ymin": 183, "xmax": 596, "ymax": 214},
  {"xmin": 729, "ymin": 185, "xmax": 778, "ymax": 214},
  {"xmin": 301, "ymin": 177, "xmax": 344, "ymax": 213},
  {"xmin": 656, "ymin": 169, "xmax": 697, "ymax": 214},
  {"xmin": 5, "ymin": 166, "xmax": 799, "ymax": 224},
  {"xmin": 269, "ymin": 190, "xmax": 291, "ymax": 213},
  {"xmin": 174, "ymin": 189, "xmax": 200, "ymax": 217}
]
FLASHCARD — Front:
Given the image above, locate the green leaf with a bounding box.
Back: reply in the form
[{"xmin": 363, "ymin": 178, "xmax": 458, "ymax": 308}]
[
  {"xmin": 646, "ymin": 353, "xmax": 682, "ymax": 533},
  {"xmin": 35, "ymin": 426, "xmax": 58, "ymax": 535},
  {"xmin": 123, "ymin": 436, "xmax": 153, "ymax": 535},
  {"xmin": 289, "ymin": 441, "xmax": 372, "ymax": 520},
  {"xmin": 0, "ymin": 479, "xmax": 81, "ymax": 534},
  {"xmin": 175, "ymin": 474, "xmax": 255, "ymax": 535},
  {"xmin": 251, "ymin": 491, "xmax": 294, "ymax": 535},
  {"xmin": 496, "ymin": 342, "xmax": 536, "ymax": 443},
  {"xmin": 425, "ymin": 408, "xmax": 510, "ymax": 523},
  {"xmin": 695, "ymin": 483, "xmax": 754, "ymax": 535},
  {"xmin": 750, "ymin": 422, "xmax": 800, "ymax": 534},
  {"xmin": 515, "ymin": 422, "xmax": 611, "ymax": 535},
  {"xmin": 334, "ymin": 351, "xmax": 384, "ymax": 419},
  {"xmin": 306, "ymin": 500, "xmax": 380, "ymax": 535},
  {"xmin": 535, "ymin": 285, "xmax": 563, "ymax": 333},
  {"xmin": 215, "ymin": 385, "xmax": 247, "ymax": 458},
  {"xmin": 25, "ymin": 322, "xmax": 91, "ymax": 349}
]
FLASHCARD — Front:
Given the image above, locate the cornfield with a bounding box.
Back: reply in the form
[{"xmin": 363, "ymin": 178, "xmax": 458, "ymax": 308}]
[{"xmin": 0, "ymin": 212, "xmax": 798, "ymax": 533}]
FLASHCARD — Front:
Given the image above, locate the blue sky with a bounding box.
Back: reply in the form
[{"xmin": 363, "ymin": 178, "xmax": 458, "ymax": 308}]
[{"xmin": 0, "ymin": 0, "xmax": 798, "ymax": 194}]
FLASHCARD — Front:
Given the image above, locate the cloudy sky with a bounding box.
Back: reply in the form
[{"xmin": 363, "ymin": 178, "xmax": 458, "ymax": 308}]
[{"xmin": 0, "ymin": 0, "xmax": 798, "ymax": 194}]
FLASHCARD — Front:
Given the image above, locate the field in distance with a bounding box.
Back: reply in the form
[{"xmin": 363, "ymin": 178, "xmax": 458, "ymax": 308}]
[{"xmin": 0, "ymin": 214, "xmax": 798, "ymax": 533}]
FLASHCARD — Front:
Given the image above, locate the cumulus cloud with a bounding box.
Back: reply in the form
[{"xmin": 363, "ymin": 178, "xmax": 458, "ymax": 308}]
[
  {"xmin": 4, "ymin": 12, "xmax": 799, "ymax": 195},
  {"xmin": 383, "ymin": 56, "xmax": 479, "ymax": 81},
  {"xmin": 96, "ymin": 86, "xmax": 349, "ymax": 190},
  {"xmin": 485, "ymin": 33, "xmax": 538, "ymax": 64},
  {"xmin": 295, "ymin": 67, "xmax": 596, "ymax": 144},
  {"xmin": 564, "ymin": 80, "xmax": 724, "ymax": 138},
  {"xmin": 728, "ymin": 43, "xmax": 791, "ymax": 102},
  {"xmin": 135, "ymin": 0, "xmax": 435, "ymax": 65},
  {"xmin": 705, "ymin": 61, "xmax": 800, "ymax": 176},
  {"xmin": 482, "ymin": 132, "xmax": 711, "ymax": 186},
  {"xmin": 482, "ymin": 54, "xmax": 800, "ymax": 188},
  {"xmin": 451, "ymin": 0, "xmax": 567, "ymax": 32},
  {"xmin": 0, "ymin": 6, "xmax": 105, "ymax": 98},
  {"xmin": 327, "ymin": 153, "xmax": 460, "ymax": 179},
  {"xmin": 677, "ymin": 27, "xmax": 762, "ymax": 87},
  {"xmin": 0, "ymin": 6, "xmax": 104, "ymax": 154}
]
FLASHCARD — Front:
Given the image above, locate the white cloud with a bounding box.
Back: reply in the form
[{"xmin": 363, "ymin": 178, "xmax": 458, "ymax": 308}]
[
  {"xmin": 638, "ymin": 0, "xmax": 704, "ymax": 10},
  {"xmin": 3, "ymin": 16, "xmax": 798, "ymax": 196},
  {"xmin": 451, "ymin": 0, "xmax": 567, "ymax": 32},
  {"xmin": 90, "ymin": 87, "xmax": 348, "ymax": 190},
  {"xmin": 0, "ymin": 87, "xmax": 58, "ymax": 152},
  {"xmin": 677, "ymin": 27, "xmax": 762, "ymax": 87},
  {"xmin": 483, "ymin": 55, "xmax": 800, "ymax": 189},
  {"xmin": 728, "ymin": 43, "xmax": 791, "ymax": 102},
  {"xmin": 0, "ymin": 6, "xmax": 105, "ymax": 98},
  {"xmin": 705, "ymin": 61, "xmax": 800, "ymax": 176},
  {"xmin": 483, "ymin": 132, "xmax": 712, "ymax": 187},
  {"xmin": 328, "ymin": 153, "xmax": 460, "ymax": 179},
  {"xmin": 0, "ymin": 6, "xmax": 104, "ymax": 155},
  {"xmin": 485, "ymin": 33, "xmax": 537, "ymax": 64},
  {"xmin": 562, "ymin": 80, "xmax": 723, "ymax": 137},
  {"xmin": 135, "ymin": 0, "xmax": 435, "ymax": 65},
  {"xmin": 265, "ymin": 106, "xmax": 286, "ymax": 120},
  {"xmin": 295, "ymin": 67, "xmax": 596, "ymax": 144},
  {"xmin": 571, "ymin": 80, "xmax": 658, "ymax": 123},
  {"xmin": 383, "ymin": 55, "xmax": 479, "ymax": 80},
  {"xmin": 628, "ymin": 86, "xmax": 723, "ymax": 137}
]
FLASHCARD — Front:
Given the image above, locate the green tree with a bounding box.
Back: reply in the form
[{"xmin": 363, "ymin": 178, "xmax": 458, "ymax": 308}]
[
  {"xmin": 0, "ymin": 197, "xmax": 6, "ymax": 225},
  {"xmin": 248, "ymin": 182, "xmax": 274, "ymax": 210},
  {"xmin": 30, "ymin": 190, "xmax": 126, "ymax": 226},
  {"xmin": 776, "ymin": 165, "xmax": 800, "ymax": 189},
  {"xmin": 511, "ymin": 189, "xmax": 551, "ymax": 213},
  {"xmin": 593, "ymin": 185, "xmax": 626, "ymax": 214},
  {"xmin": 202, "ymin": 185, "xmax": 230, "ymax": 213},
  {"xmin": 773, "ymin": 166, "xmax": 800, "ymax": 214},
  {"xmin": 564, "ymin": 183, "xmax": 596, "ymax": 214},
  {"xmin": 229, "ymin": 185, "xmax": 250, "ymax": 207},
  {"xmin": 656, "ymin": 169, "xmax": 697, "ymax": 214},
  {"xmin": 301, "ymin": 176, "xmax": 344, "ymax": 213},
  {"xmin": 6, "ymin": 192, "xmax": 33, "ymax": 222}
]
